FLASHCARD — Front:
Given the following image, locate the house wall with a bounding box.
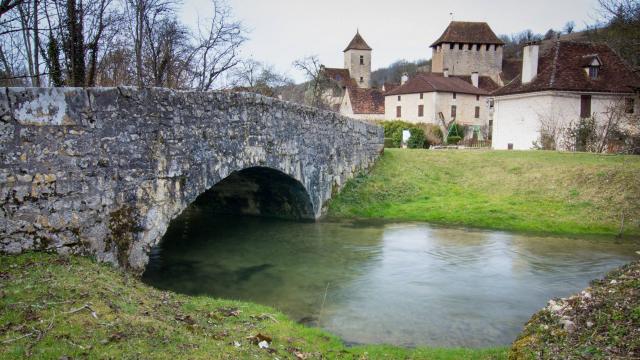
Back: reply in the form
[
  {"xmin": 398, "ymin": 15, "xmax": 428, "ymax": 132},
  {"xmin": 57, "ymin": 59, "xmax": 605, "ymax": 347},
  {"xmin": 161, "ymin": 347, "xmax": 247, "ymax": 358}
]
[
  {"xmin": 492, "ymin": 91, "xmax": 640, "ymax": 150},
  {"xmin": 339, "ymin": 90, "xmax": 385, "ymax": 121},
  {"xmin": 431, "ymin": 43, "xmax": 503, "ymax": 82},
  {"xmin": 344, "ymin": 49, "xmax": 371, "ymax": 88},
  {"xmin": 385, "ymin": 91, "xmax": 489, "ymax": 126}
]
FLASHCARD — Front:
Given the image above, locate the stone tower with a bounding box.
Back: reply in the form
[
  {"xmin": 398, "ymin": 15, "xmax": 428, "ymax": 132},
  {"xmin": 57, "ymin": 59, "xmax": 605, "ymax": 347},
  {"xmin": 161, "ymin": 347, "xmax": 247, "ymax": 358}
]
[
  {"xmin": 430, "ymin": 22, "xmax": 504, "ymax": 83},
  {"xmin": 344, "ymin": 31, "xmax": 372, "ymax": 88}
]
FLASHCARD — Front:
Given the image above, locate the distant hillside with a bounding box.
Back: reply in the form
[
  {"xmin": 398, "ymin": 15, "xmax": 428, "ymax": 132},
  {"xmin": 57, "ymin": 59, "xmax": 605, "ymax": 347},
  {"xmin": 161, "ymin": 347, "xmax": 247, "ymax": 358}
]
[{"xmin": 371, "ymin": 59, "xmax": 431, "ymax": 88}]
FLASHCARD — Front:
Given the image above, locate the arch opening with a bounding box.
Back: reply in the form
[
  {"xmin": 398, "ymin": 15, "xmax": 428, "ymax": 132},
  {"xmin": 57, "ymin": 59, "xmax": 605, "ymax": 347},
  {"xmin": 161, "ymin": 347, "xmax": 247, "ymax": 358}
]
[{"xmin": 194, "ymin": 167, "xmax": 315, "ymax": 220}]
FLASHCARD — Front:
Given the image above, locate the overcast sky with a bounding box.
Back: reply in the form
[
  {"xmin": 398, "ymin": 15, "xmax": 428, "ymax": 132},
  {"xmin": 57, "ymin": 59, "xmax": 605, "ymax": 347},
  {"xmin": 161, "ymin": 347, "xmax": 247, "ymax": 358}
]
[{"xmin": 180, "ymin": 0, "xmax": 602, "ymax": 83}]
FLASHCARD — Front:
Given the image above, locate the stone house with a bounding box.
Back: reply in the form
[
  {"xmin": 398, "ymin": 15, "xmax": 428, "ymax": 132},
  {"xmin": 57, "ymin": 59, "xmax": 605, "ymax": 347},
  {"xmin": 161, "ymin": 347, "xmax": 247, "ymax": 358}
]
[
  {"xmin": 321, "ymin": 31, "xmax": 386, "ymax": 119},
  {"xmin": 492, "ymin": 41, "xmax": 640, "ymax": 150}
]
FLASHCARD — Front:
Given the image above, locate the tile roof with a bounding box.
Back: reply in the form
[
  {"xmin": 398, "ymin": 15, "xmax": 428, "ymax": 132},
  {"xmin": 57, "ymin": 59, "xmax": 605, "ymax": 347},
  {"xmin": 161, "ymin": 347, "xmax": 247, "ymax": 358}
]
[
  {"xmin": 322, "ymin": 67, "xmax": 357, "ymax": 88},
  {"xmin": 382, "ymin": 82, "xmax": 400, "ymax": 93},
  {"xmin": 449, "ymin": 74, "xmax": 501, "ymax": 92},
  {"xmin": 493, "ymin": 41, "xmax": 640, "ymax": 96},
  {"xmin": 430, "ymin": 21, "xmax": 504, "ymax": 48},
  {"xmin": 344, "ymin": 31, "xmax": 372, "ymax": 52},
  {"xmin": 385, "ymin": 73, "xmax": 489, "ymax": 96},
  {"xmin": 348, "ymin": 87, "xmax": 385, "ymax": 114}
]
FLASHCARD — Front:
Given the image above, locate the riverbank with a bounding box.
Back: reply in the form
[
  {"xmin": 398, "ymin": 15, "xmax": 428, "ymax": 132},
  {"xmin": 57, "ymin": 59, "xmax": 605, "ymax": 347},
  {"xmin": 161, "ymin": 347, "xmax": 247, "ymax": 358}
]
[
  {"xmin": 510, "ymin": 260, "xmax": 640, "ymax": 359},
  {"xmin": 328, "ymin": 149, "xmax": 640, "ymax": 237},
  {"xmin": 0, "ymin": 253, "xmax": 507, "ymax": 359}
]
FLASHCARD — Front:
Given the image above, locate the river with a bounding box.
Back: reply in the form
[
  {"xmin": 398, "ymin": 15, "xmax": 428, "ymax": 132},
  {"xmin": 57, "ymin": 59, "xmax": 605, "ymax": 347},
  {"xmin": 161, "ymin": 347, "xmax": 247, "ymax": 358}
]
[{"xmin": 142, "ymin": 204, "xmax": 639, "ymax": 348}]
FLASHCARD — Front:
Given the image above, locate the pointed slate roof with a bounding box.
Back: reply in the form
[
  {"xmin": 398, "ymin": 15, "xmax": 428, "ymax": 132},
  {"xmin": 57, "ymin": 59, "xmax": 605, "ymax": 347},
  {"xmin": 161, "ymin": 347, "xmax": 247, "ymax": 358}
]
[
  {"xmin": 430, "ymin": 21, "xmax": 504, "ymax": 48},
  {"xmin": 344, "ymin": 31, "xmax": 372, "ymax": 52}
]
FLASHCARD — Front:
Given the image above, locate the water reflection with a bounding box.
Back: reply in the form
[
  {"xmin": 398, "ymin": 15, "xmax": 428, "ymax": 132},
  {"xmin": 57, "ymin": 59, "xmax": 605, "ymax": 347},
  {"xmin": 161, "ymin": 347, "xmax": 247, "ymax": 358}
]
[{"xmin": 143, "ymin": 206, "xmax": 639, "ymax": 348}]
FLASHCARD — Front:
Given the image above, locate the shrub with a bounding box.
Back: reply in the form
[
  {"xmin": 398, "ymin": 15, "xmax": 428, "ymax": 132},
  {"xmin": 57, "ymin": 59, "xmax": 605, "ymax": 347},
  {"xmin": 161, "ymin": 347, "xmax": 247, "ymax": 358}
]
[
  {"xmin": 415, "ymin": 123, "xmax": 443, "ymax": 148},
  {"xmin": 384, "ymin": 137, "xmax": 397, "ymax": 148},
  {"xmin": 407, "ymin": 127, "xmax": 426, "ymax": 149},
  {"xmin": 447, "ymin": 135, "xmax": 462, "ymax": 144}
]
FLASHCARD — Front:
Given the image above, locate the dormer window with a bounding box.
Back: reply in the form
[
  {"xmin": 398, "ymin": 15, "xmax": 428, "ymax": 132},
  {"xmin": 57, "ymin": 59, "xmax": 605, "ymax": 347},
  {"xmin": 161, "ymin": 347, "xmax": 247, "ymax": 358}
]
[{"xmin": 583, "ymin": 55, "xmax": 602, "ymax": 80}]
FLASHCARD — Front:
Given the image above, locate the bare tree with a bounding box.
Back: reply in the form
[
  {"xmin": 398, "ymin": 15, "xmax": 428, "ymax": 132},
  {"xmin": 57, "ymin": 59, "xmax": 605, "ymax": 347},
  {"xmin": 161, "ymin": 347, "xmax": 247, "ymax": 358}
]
[
  {"xmin": 292, "ymin": 55, "xmax": 331, "ymax": 108},
  {"xmin": 189, "ymin": 0, "xmax": 245, "ymax": 91},
  {"xmin": 0, "ymin": 0, "xmax": 24, "ymax": 18},
  {"xmin": 591, "ymin": 0, "xmax": 640, "ymax": 67},
  {"xmin": 229, "ymin": 59, "xmax": 291, "ymax": 96},
  {"xmin": 563, "ymin": 21, "xmax": 576, "ymax": 34}
]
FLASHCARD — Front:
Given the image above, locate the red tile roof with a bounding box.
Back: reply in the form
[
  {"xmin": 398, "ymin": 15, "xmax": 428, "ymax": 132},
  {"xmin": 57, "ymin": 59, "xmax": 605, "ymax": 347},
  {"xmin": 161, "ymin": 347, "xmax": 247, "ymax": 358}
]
[
  {"xmin": 348, "ymin": 87, "xmax": 385, "ymax": 114},
  {"xmin": 344, "ymin": 31, "xmax": 372, "ymax": 52},
  {"xmin": 385, "ymin": 73, "xmax": 489, "ymax": 96},
  {"xmin": 494, "ymin": 41, "xmax": 640, "ymax": 96},
  {"xmin": 322, "ymin": 67, "xmax": 357, "ymax": 88},
  {"xmin": 431, "ymin": 21, "xmax": 504, "ymax": 48},
  {"xmin": 449, "ymin": 74, "xmax": 501, "ymax": 92},
  {"xmin": 382, "ymin": 83, "xmax": 400, "ymax": 93}
]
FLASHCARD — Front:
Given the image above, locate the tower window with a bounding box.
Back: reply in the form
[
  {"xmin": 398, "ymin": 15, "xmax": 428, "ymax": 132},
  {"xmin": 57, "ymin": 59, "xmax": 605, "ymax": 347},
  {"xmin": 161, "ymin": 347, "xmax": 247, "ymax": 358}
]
[
  {"xmin": 420, "ymin": 93, "xmax": 423, "ymax": 99},
  {"xmin": 360, "ymin": 55, "xmax": 364, "ymax": 65},
  {"xmin": 450, "ymin": 43, "xmax": 454, "ymax": 50},
  {"xmin": 468, "ymin": 44, "xmax": 473, "ymax": 50},
  {"xmin": 453, "ymin": 92, "xmax": 457, "ymax": 99},
  {"xmin": 458, "ymin": 43, "xmax": 463, "ymax": 50},
  {"xmin": 476, "ymin": 95, "xmax": 480, "ymax": 101},
  {"xmin": 398, "ymin": 95, "xmax": 401, "ymax": 101},
  {"xmin": 360, "ymin": 77, "xmax": 364, "ymax": 83},
  {"xmin": 476, "ymin": 44, "xmax": 481, "ymax": 51},
  {"xmin": 486, "ymin": 44, "xmax": 491, "ymax": 51}
]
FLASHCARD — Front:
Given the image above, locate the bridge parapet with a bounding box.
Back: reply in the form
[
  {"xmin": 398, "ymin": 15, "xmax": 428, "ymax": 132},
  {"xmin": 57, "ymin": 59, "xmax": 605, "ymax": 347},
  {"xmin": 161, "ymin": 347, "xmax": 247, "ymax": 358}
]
[{"xmin": 0, "ymin": 87, "xmax": 383, "ymax": 271}]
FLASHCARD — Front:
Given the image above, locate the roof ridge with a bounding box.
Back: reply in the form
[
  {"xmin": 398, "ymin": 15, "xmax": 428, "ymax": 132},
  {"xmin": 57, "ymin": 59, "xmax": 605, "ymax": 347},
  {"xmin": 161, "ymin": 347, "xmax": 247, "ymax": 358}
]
[{"xmin": 548, "ymin": 40, "xmax": 561, "ymax": 88}]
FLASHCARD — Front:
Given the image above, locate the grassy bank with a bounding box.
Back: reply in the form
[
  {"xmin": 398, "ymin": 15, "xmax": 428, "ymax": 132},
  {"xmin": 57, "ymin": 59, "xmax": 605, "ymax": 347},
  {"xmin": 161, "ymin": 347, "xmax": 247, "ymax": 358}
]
[
  {"xmin": 329, "ymin": 149, "xmax": 640, "ymax": 237},
  {"xmin": 0, "ymin": 253, "xmax": 506, "ymax": 359},
  {"xmin": 510, "ymin": 260, "xmax": 640, "ymax": 359}
]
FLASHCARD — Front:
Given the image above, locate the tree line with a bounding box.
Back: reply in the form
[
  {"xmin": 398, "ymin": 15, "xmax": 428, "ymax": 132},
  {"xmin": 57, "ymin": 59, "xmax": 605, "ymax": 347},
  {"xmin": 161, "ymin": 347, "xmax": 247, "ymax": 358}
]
[{"xmin": 0, "ymin": 0, "xmax": 291, "ymax": 92}]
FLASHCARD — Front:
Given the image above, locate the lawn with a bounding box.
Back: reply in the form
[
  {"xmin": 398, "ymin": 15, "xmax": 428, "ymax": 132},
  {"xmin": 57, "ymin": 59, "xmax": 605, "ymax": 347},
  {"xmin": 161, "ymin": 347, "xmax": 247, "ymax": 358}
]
[
  {"xmin": 329, "ymin": 149, "xmax": 640, "ymax": 237},
  {"xmin": 0, "ymin": 253, "xmax": 507, "ymax": 359}
]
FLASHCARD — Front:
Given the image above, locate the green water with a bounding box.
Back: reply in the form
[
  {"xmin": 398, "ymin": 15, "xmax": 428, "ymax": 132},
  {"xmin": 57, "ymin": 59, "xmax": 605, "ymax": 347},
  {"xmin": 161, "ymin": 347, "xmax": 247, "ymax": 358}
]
[{"xmin": 143, "ymin": 205, "xmax": 639, "ymax": 348}]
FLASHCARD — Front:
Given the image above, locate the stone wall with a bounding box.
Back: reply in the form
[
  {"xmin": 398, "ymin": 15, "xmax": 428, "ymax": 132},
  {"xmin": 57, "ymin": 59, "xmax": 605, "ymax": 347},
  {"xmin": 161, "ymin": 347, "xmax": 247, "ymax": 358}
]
[
  {"xmin": 432, "ymin": 44, "xmax": 503, "ymax": 83},
  {"xmin": 0, "ymin": 87, "xmax": 383, "ymax": 271}
]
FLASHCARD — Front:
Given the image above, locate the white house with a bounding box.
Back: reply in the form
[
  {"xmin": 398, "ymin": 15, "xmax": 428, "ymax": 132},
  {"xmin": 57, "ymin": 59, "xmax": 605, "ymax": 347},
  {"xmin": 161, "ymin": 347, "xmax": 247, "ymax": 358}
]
[
  {"xmin": 384, "ymin": 72, "xmax": 491, "ymax": 128},
  {"xmin": 492, "ymin": 41, "xmax": 640, "ymax": 150}
]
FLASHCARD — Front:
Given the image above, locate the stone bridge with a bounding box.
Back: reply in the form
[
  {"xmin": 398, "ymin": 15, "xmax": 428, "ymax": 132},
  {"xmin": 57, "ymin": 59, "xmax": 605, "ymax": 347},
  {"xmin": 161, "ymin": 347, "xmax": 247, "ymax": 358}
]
[{"xmin": 0, "ymin": 88, "xmax": 383, "ymax": 271}]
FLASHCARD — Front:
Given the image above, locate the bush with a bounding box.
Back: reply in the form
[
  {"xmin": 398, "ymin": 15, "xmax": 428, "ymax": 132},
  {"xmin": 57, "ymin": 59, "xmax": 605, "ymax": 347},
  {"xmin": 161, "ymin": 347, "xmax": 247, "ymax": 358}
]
[
  {"xmin": 380, "ymin": 120, "xmax": 427, "ymax": 149},
  {"xmin": 447, "ymin": 135, "xmax": 462, "ymax": 144},
  {"xmin": 415, "ymin": 123, "xmax": 443, "ymax": 148},
  {"xmin": 407, "ymin": 127, "xmax": 426, "ymax": 149},
  {"xmin": 384, "ymin": 137, "xmax": 397, "ymax": 148}
]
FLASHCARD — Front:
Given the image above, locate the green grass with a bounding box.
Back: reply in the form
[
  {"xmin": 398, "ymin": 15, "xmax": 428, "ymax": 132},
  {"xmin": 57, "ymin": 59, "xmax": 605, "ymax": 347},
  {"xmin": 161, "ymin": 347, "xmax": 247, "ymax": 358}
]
[
  {"xmin": 0, "ymin": 253, "xmax": 507, "ymax": 359},
  {"xmin": 329, "ymin": 149, "xmax": 640, "ymax": 237}
]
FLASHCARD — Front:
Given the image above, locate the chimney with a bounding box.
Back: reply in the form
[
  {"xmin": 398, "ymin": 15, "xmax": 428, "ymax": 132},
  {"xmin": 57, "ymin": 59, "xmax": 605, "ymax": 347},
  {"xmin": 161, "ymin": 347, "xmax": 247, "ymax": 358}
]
[
  {"xmin": 401, "ymin": 73, "xmax": 409, "ymax": 85},
  {"xmin": 471, "ymin": 72, "xmax": 479, "ymax": 87},
  {"xmin": 522, "ymin": 42, "xmax": 539, "ymax": 84},
  {"xmin": 443, "ymin": 68, "xmax": 449, "ymax": 77}
]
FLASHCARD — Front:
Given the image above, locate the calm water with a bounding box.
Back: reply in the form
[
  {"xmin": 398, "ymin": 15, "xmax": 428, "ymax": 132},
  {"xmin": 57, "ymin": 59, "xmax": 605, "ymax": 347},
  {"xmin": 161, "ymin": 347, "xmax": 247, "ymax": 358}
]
[{"xmin": 143, "ymin": 206, "xmax": 639, "ymax": 348}]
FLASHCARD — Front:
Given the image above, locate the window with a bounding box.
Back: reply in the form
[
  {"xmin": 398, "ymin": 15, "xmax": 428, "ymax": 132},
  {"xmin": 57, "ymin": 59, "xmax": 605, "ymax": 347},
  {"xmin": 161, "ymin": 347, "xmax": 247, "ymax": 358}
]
[
  {"xmin": 475, "ymin": 106, "xmax": 480, "ymax": 118},
  {"xmin": 476, "ymin": 44, "xmax": 481, "ymax": 51},
  {"xmin": 580, "ymin": 95, "xmax": 592, "ymax": 118},
  {"xmin": 451, "ymin": 105, "xmax": 457, "ymax": 118},
  {"xmin": 458, "ymin": 43, "xmax": 463, "ymax": 50},
  {"xmin": 626, "ymin": 98, "xmax": 635, "ymax": 114},
  {"xmin": 396, "ymin": 106, "xmax": 402, "ymax": 118},
  {"xmin": 476, "ymin": 95, "xmax": 480, "ymax": 101},
  {"xmin": 360, "ymin": 55, "xmax": 364, "ymax": 65},
  {"xmin": 468, "ymin": 44, "xmax": 473, "ymax": 50},
  {"xmin": 489, "ymin": 99, "xmax": 495, "ymax": 109},
  {"xmin": 397, "ymin": 95, "xmax": 401, "ymax": 101},
  {"xmin": 449, "ymin": 43, "xmax": 454, "ymax": 50},
  {"xmin": 418, "ymin": 105, "xmax": 424, "ymax": 117},
  {"xmin": 453, "ymin": 92, "xmax": 457, "ymax": 99},
  {"xmin": 360, "ymin": 77, "xmax": 364, "ymax": 83},
  {"xmin": 420, "ymin": 93, "xmax": 424, "ymax": 99},
  {"xmin": 589, "ymin": 66, "xmax": 599, "ymax": 79},
  {"xmin": 486, "ymin": 44, "xmax": 491, "ymax": 51},
  {"xmin": 489, "ymin": 120, "xmax": 493, "ymax": 127}
]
